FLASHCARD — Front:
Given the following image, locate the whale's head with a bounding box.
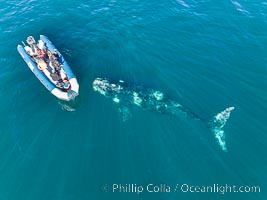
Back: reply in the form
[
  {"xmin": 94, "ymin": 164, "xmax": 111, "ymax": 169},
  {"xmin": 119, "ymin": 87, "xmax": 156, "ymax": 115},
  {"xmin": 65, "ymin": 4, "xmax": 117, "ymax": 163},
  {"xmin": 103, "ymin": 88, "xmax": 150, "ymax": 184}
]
[
  {"xmin": 93, "ymin": 78, "xmax": 110, "ymax": 95},
  {"xmin": 93, "ymin": 78, "xmax": 123, "ymax": 96}
]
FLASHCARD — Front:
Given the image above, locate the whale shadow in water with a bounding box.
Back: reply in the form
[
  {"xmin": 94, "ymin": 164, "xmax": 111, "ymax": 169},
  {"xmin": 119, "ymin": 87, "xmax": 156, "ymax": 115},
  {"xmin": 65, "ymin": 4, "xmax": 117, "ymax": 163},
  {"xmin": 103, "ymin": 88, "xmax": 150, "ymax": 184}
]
[
  {"xmin": 57, "ymin": 95, "xmax": 81, "ymax": 112},
  {"xmin": 92, "ymin": 78, "xmax": 235, "ymax": 152}
]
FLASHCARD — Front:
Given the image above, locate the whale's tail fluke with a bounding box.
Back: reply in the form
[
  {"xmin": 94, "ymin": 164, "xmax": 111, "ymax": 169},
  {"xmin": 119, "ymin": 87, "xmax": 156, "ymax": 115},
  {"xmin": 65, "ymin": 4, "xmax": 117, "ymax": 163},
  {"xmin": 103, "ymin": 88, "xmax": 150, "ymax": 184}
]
[{"xmin": 210, "ymin": 107, "xmax": 235, "ymax": 152}]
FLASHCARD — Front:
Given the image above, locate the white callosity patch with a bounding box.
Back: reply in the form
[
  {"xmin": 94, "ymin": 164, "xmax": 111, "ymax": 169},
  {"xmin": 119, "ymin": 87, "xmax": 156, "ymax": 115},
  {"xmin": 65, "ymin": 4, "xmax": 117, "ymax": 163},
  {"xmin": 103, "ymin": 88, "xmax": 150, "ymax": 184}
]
[
  {"xmin": 152, "ymin": 90, "xmax": 164, "ymax": 101},
  {"xmin": 93, "ymin": 78, "xmax": 108, "ymax": 95},
  {"xmin": 212, "ymin": 107, "xmax": 235, "ymax": 152},
  {"xmin": 133, "ymin": 92, "xmax": 142, "ymax": 106},
  {"xmin": 113, "ymin": 96, "xmax": 120, "ymax": 103},
  {"xmin": 174, "ymin": 103, "xmax": 182, "ymax": 108},
  {"xmin": 93, "ymin": 78, "xmax": 123, "ymax": 96}
]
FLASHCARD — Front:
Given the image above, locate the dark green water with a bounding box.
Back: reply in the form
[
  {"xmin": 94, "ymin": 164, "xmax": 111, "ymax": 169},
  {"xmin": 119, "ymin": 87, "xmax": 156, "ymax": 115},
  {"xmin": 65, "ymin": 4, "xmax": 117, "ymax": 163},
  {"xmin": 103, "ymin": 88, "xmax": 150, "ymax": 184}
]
[{"xmin": 0, "ymin": 0, "xmax": 266, "ymax": 199}]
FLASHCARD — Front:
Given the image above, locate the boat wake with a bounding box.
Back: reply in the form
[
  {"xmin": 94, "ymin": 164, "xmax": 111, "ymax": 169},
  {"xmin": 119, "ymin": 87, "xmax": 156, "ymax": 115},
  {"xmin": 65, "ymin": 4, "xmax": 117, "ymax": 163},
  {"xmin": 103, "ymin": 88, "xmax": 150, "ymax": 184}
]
[
  {"xmin": 176, "ymin": 0, "xmax": 190, "ymax": 8},
  {"xmin": 231, "ymin": 0, "xmax": 250, "ymax": 15},
  {"xmin": 211, "ymin": 107, "xmax": 235, "ymax": 152}
]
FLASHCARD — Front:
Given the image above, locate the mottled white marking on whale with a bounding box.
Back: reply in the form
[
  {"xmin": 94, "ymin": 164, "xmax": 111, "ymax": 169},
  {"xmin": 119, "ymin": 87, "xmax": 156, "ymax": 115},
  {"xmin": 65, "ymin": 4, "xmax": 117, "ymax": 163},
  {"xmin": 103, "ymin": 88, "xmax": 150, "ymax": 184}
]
[{"xmin": 113, "ymin": 96, "xmax": 120, "ymax": 103}]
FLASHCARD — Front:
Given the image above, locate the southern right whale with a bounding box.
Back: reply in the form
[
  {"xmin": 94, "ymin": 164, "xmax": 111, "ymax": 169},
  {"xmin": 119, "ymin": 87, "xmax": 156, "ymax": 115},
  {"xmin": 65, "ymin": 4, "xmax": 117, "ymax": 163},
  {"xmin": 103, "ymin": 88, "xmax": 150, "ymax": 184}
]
[{"xmin": 93, "ymin": 78, "xmax": 235, "ymax": 152}]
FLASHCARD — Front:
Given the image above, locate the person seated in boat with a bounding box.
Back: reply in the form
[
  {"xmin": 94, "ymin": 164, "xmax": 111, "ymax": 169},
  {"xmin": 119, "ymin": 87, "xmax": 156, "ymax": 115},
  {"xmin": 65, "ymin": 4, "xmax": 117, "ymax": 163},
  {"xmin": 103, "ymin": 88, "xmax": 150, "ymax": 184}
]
[
  {"xmin": 50, "ymin": 71, "xmax": 61, "ymax": 81},
  {"xmin": 63, "ymin": 78, "xmax": 71, "ymax": 90},
  {"xmin": 52, "ymin": 51, "xmax": 60, "ymax": 58},
  {"xmin": 48, "ymin": 51, "xmax": 61, "ymax": 71},
  {"xmin": 37, "ymin": 61, "xmax": 47, "ymax": 71},
  {"xmin": 54, "ymin": 77, "xmax": 70, "ymax": 89},
  {"xmin": 37, "ymin": 49, "xmax": 46, "ymax": 59}
]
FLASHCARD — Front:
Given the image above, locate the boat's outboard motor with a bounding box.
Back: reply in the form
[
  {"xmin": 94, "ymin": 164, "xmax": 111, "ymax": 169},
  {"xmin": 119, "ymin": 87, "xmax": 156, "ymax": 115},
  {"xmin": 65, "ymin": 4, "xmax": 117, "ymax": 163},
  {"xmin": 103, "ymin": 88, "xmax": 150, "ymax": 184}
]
[
  {"xmin": 26, "ymin": 36, "xmax": 39, "ymax": 54},
  {"xmin": 26, "ymin": 36, "xmax": 36, "ymax": 45}
]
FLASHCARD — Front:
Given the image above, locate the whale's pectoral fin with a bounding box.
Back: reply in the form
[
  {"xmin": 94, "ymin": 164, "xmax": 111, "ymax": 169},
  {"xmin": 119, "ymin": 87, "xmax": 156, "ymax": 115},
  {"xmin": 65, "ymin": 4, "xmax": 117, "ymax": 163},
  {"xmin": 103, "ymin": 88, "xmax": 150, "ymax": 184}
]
[{"xmin": 118, "ymin": 106, "xmax": 132, "ymax": 122}]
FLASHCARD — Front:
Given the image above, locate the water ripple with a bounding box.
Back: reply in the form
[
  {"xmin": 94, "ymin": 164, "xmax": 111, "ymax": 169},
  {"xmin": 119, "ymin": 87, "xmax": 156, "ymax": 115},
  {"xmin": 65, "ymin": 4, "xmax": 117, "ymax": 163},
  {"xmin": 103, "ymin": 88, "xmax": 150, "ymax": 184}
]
[{"xmin": 231, "ymin": 0, "xmax": 250, "ymax": 15}]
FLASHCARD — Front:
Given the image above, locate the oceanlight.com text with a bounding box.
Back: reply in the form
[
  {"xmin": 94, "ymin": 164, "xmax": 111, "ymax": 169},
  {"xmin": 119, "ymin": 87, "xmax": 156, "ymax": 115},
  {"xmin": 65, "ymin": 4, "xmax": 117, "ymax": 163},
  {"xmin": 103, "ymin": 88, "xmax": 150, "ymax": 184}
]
[
  {"xmin": 102, "ymin": 183, "xmax": 261, "ymax": 195},
  {"xmin": 178, "ymin": 184, "xmax": 261, "ymax": 194}
]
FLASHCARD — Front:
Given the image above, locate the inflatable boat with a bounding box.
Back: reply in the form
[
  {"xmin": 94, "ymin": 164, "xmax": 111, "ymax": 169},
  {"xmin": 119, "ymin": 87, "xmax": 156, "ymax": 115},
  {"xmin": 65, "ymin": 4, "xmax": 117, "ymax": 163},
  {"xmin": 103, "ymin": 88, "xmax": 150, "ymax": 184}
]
[{"xmin": 17, "ymin": 35, "xmax": 79, "ymax": 101}]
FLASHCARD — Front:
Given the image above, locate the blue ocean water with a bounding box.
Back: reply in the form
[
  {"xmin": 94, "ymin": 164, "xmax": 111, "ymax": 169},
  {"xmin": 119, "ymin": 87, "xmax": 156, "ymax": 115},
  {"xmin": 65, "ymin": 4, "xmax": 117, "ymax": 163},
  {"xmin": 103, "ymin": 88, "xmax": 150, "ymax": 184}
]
[{"xmin": 0, "ymin": 0, "xmax": 267, "ymax": 199}]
